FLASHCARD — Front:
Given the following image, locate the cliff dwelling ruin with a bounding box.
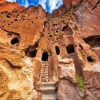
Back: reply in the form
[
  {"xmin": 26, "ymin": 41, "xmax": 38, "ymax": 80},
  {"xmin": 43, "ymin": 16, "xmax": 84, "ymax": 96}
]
[{"xmin": 0, "ymin": 0, "xmax": 100, "ymax": 100}]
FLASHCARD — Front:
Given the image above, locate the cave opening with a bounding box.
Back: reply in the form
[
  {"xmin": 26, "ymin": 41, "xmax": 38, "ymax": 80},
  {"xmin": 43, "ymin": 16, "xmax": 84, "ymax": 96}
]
[
  {"xmin": 62, "ymin": 25, "xmax": 73, "ymax": 35},
  {"xmin": 42, "ymin": 52, "xmax": 48, "ymax": 61},
  {"xmin": 87, "ymin": 56, "xmax": 94, "ymax": 62},
  {"xmin": 66, "ymin": 44, "xmax": 74, "ymax": 54},
  {"xmin": 29, "ymin": 49, "xmax": 37, "ymax": 58},
  {"xmin": 79, "ymin": 44, "xmax": 83, "ymax": 50},
  {"xmin": 55, "ymin": 46, "xmax": 60, "ymax": 55},
  {"xmin": 11, "ymin": 37, "xmax": 19, "ymax": 45},
  {"xmin": 84, "ymin": 35, "xmax": 100, "ymax": 47},
  {"xmin": 25, "ymin": 46, "xmax": 37, "ymax": 58}
]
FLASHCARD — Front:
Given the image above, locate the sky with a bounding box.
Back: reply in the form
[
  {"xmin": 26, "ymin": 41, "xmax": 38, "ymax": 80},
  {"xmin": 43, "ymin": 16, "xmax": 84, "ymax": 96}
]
[{"xmin": 6, "ymin": 0, "xmax": 63, "ymax": 13}]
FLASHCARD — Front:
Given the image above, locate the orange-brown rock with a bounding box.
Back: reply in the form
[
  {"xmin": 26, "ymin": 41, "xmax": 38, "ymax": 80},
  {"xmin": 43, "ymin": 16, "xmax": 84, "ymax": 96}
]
[
  {"xmin": 58, "ymin": 80, "xmax": 82, "ymax": 100},
  {"xmin": 75, "ymin": 0, "xmax": 100, "ymax": 38},
  {"xmin": 0, "ymin": 0, "xmax": 100, "ymax": 99},
  {"xmin": 0, "ymin": 6, "xmax": 46, "ymax": 51},
  {"xmin": 0, "ymin": 29, "xmax": 38, "ymax": 99},
  {"xmin": 0, "ymin": 1, "xmax": 24, "ymax": 12},
  {"xmin": 57, "ymin": 58, "xmax": 82, "ymax": 100}
]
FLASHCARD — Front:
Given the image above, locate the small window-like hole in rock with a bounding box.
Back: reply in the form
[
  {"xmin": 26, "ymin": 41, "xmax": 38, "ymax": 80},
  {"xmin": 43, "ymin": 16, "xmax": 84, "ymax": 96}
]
[
  {"xmin": 1, "ymin": 12, "xmax": 4, "ymax": 14},
  {"xmin": 42, "ymin": 52, "xmax": 48, "ymax": 61},
  {"xmin": 49, "ymin": 35, "xmax": 52, "ymax": 37},
  {"xmin": 7, "ymin": 15, "xmax": 11, "ymax": 18},
  {"xmin": 14, "ymin": 19, "xmax": 18, "ymax": 21},
  {"xmin": 79, "ymin": 44, "xmax": 83, "ymax": 50},
  {"xmin": 62, "ymin": 25, "xmax": 73, "ymax": 35},
  {"xmin": 87, "ymin": 56, "xmax": 94, "ymax": 62},
  {"xmin": 36, "ymin": 17, "xmax": 38, "ymax": 19},
  {"xmin": 55, "ymin": 46, "xmax": 60, "ymax": 55},
  {"xmin": 11, "ymin": 37, "xmax": 19, "ymax": 45},
  {"xmin": 66, "ymin": 44, "xmax": 74, "ymax": 54}
]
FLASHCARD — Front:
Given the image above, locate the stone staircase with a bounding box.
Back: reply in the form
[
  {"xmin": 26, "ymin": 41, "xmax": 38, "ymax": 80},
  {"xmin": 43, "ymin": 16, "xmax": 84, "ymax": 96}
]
[{"xmin": 40, "ymin": 61, "xmax": 58, "ymax": 100}]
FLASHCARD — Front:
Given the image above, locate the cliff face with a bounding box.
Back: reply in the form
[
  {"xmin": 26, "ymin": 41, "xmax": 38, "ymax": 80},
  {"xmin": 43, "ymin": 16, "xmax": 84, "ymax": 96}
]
[
  {"xmin": 75, "ymin": 0, "xmax": 100, "ymax": 37},
  {"xmin": 0, "ymin": 0, "xmax": 24, "ymax": 12},
  {"xmin": 0, "ymin": 0, "xmax": 100, "ymax": 100}
]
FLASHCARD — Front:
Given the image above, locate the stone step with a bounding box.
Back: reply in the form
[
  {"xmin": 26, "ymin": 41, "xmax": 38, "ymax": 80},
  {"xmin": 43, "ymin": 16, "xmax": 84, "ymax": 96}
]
[
  {"xmin": 42, "ymin": 94, "xmax": 58, "ymax": 100},
  {"xmin": 40, "ymin": 86, "xmax": 56, "ymax": 94},
  {"xmin": 41, "ymin": 82, "xmax": 57, "ymax": 87}
]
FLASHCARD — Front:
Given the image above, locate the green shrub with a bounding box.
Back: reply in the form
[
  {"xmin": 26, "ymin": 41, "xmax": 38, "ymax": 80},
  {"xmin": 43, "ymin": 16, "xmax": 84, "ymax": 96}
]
[{"xmin": 76, "ymin": 75, "xmax": 84, "ymax": 91}]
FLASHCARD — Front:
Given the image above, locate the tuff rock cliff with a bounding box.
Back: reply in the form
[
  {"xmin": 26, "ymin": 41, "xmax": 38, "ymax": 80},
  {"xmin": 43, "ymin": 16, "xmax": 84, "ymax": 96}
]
[{"xmin": 0, "ymin": 0, "xmax": 100, "ymax": 100}]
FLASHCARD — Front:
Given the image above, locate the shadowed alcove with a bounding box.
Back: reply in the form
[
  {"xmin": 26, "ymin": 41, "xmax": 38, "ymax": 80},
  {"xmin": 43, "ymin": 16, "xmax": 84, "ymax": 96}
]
[
  {"xmin": 42, "ymin": 52, "xmax": 48, "ymax": 61},
  {"xmin": 87, "ymin": 56, "xmax": 95, "ymax": 62},
  {"xmin": 11, "ymin": 37, "xmax": 19, "ymax": 45},
  {"xmin": 25, "ymin": 46, "xmax": 37, "ymax": 58},
  {"xmin": 84, "ymin": 35, "xmax": 100, "ymax": 47},
  {"xmin": 66, "ymin": 44, "xmax": 75, "ymax": 54},
  {"xmin": 55, "ymin": 46, "xmax": 60, "ymax": 55},
  {"xmin": 62, "ymin": 25, "xmax": 73, "ymax": 35}
]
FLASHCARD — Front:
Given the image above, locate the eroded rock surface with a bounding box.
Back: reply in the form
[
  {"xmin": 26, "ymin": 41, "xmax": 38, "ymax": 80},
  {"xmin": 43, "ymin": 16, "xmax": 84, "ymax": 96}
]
[
  {"xmin": 57, "ymin": 58, "xmax": 82, "ymax": 100},
  {"xmin": 0, "ymin": 0, "xmax": 100, "ymax": 100},
  {"xmin": 0, "ymin": 29, "xmax": 38, "ymax": 100}
]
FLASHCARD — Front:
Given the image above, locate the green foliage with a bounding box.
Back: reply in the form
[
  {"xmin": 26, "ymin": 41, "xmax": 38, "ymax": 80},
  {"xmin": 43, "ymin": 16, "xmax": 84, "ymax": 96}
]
[{"xmin": 76, "ymin": 75, "xmax": 84, "ymax": 91}]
